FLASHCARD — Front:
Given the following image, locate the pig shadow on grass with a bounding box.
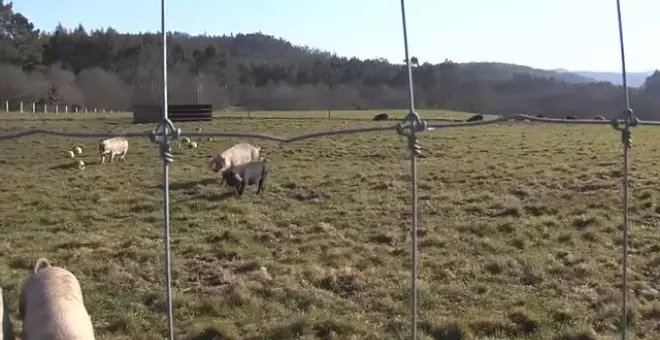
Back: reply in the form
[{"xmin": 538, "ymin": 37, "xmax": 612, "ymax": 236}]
[
  {"xmin": 187, "ymin": 328, "xmax": 229, "ymax": 340},
  {"xmin": 163, "ymin": 177, "xmax": 218, "ymax": 190},
  {"xmin": 49, "ymin": 162, "xmax": 92, "ymax": 170},
  {"xmin": 50, "ymin": 163, "xmax": 78, "ymax": 170},
  {"xmin": 201, "ymin": 191, "xmax": 235, "ymax": 201},
  {"xmin": 173, "ymin": 191, "xmax": 235, "ymax": 204},
  {"xmin": 49, "ymin": 162, "xmax": 125, "ymax": 171}
]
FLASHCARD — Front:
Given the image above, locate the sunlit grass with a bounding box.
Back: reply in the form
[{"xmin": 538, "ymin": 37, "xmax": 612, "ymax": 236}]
[{"xmin": 0, "ymin": 114, "xmax": 657, "ymax": 339}]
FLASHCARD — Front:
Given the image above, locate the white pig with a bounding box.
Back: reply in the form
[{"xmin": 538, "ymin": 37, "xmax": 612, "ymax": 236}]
[
  {"xmin": 98, "ymin": 137, "xmax": 129, "ymax": 165},
  {"xmin": 19, "ymin": 258, "xmax": 96, "ymax": 340},
  {"xmin": 210, "ymin": 143, "xmax": 261, "ymax": 174}
]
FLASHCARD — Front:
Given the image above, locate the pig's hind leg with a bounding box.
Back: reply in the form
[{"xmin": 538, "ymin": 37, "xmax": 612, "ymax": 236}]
[{"xmin": 257, "ymin": 177, "xmax": 267, "ymax": 194}]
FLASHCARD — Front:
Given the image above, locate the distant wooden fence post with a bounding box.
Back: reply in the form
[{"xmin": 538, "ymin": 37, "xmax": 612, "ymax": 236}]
[{"xmin": 327, "ymin": 109, "xmax": 331, "ymax": 119}]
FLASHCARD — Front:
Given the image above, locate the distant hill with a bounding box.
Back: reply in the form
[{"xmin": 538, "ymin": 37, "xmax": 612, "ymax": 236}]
[
  {"xmin": 460, "ymin": 62, "xmax": 597, "ymax": 84},
  {"xmin": 220, "ymin": 34, "xmax": 602, "ymax": 86},
  {"xmin": 554, "ymin": 69, "xmax": 654, "ymax": 88},
  {"xmin": 222, "ymin": 35, "xmax": 599, "ymax": 85},
  {"xmin": 164, "ymin": 33, "xmax": 605, "ymax": 86}
]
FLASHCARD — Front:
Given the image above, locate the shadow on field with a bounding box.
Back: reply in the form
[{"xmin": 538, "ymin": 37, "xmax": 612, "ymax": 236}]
[
  {"xmin": 174, "ymin": 191, "xmax": 235, "ymax": 204},
  {"xmin": 187, "ymin": 329, "xmax": 227, "ymax": 340},
  {"xmin": 49, "ymin": 162, "xmax": 117, "ymax": 170},
  {"xmin": 204, "ymin": 192, "xmax": 235, "ymax": 201},
  {"xmin": 168, "ymin": 178, "xmax": 218, "ymax": 190},
  {"xmin": 166, "ymin": 177, "xmax": 237, "ymax": 203},
  {"xmin": 49, "ymin": 162, "xmax": 88, "ymax": 170}
]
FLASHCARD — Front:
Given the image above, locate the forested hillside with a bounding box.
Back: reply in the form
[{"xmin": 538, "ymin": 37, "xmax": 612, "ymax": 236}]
[{"xmin": 1, "ymin": 2, "xmax": 660, "ymax": 119}]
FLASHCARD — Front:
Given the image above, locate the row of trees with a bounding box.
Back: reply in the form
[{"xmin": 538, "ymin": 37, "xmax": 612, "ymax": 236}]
[{"xmin": 1, "ymin": 1, "xmax": 659, "ymax": 118}]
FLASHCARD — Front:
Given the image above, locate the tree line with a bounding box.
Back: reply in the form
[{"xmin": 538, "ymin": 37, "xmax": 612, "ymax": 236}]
[{"xmin": 1, "ymin": 1, "xmax": 659, "ymax": 119}]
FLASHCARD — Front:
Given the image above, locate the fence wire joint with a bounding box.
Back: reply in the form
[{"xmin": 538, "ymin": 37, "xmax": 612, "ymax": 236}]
[
  {"xmin": 396, "ymin": 110, "xmax": 427, "ymax": 156},
  {"xmin": 611, "ymin": 108, "xmax": 637, "ymax": 149},
  {"xmin": 150, "ymin": 118, "xmax": 181, "ymax": 165}
]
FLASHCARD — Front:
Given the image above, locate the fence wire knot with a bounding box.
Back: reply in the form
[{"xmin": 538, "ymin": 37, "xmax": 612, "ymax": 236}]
[
  {"xmin": 611, "ymin": 108, "xmax": 637, "ymax": 149},
  {"xmin": 396, "ymin": 111, "xmax": 427, "ymax": 156},
  {"xmin": 150, "ymin": 118, "xmax": 181, "ymax": 165}
]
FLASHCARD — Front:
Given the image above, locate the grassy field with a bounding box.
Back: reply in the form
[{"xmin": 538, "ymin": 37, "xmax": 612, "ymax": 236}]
[{"xmin": 0, "ymin": 111, "xmax": 659, "ymax": 340}]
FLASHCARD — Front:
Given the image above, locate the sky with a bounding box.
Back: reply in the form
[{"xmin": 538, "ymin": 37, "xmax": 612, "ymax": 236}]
[{"xmin": 10, "ymin": 0, "xmax": 660, "ymax": 73}]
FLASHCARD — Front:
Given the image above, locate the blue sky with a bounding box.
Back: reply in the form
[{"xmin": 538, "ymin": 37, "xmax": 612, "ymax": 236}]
[{"xmin": 11, "ymin": 0, "xmax": 659, "ymax": 72}]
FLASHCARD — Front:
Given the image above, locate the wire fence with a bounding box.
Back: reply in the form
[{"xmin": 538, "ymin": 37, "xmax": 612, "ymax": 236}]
[
  {"xmin": 0, "ymin": 101, "xmax": 110, "ymax": 114},
  {"xmin": 0, "ymin": 0, "xmax": 645, "ymax": 339},
  {"xmin": 0, "ymin": 111, "xmax": 647, "ymax": 335}
]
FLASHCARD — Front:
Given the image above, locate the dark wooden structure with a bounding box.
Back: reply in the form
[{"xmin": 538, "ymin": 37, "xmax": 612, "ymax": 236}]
[{"xmin": 133, "ymin": 104, "xmax": 213, "ymax": 123}]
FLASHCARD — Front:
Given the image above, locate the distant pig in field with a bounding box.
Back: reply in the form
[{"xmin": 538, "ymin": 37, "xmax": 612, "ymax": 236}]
[
  {"xmin": 466, "ymin": 114, "xmax": 484, "ymax": 122},
  {"xmin": 222, "ymin": 160, "xmax": 270, "ymax": 196},
  {"xmin": 98, "ymin": 137, "xmax": 129, "ymax": 165},
  {"xmin": 211, "ymin": 142, "xmax": 261, "ymax": 175},
  {"xmin": 19, "ymin": 258, "xmax": 96, "ymax": 340},
  {"xmin": 373, "ymin": 113, "xmax": 389, "ymax": 121}
]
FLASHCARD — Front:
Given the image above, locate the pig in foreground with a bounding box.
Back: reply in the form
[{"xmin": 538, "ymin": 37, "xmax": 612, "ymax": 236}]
[
  {"xmin": 222, "ymin": 160, "xmax": 270, "ymax": 196},
  {"xmin": 98, "ymin": 137, "xmax": 129, "ymax": 165},
  {"xmin": 210, "ymin": 142, "xmax": 261, "ymax": 174},
  {"xmin": 19, "ymin": 258, "xmax": 96, "ymax": 340}
]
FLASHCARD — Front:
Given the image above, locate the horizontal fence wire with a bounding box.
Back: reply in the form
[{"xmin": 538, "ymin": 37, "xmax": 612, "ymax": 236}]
[{"xmin": 0, "ymin": 114, "xmax": 656, "ymax": 142}]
